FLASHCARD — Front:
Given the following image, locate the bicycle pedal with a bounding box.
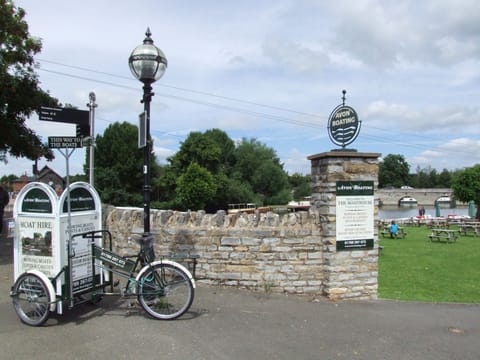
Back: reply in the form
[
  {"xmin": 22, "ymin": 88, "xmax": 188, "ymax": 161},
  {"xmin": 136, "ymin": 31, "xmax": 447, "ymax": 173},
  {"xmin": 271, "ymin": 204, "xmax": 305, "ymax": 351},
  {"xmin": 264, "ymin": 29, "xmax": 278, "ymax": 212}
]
[{"xmin": 113, "ymin": 279, "xmax": 120, "ymax": 287}]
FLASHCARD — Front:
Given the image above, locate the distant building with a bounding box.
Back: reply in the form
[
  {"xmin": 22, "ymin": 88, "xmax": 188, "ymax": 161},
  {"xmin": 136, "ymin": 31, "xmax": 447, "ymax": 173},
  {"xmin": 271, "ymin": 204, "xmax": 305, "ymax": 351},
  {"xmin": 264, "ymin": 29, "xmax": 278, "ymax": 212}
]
[{"xmin": 11, "ymin": 165, "xmax": 64, "ymax": 195}]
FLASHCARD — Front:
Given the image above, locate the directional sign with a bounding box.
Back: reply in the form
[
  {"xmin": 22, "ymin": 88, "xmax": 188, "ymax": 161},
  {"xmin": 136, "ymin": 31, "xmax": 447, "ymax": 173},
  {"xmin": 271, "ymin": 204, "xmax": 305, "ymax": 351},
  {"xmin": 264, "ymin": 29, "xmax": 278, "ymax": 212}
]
[
  {"xmin": 39, "ymin": 106, "xmax": 90, "ymax": 137},
  {"xmin": 48, "ymin": 136, "xmax": 82, "ymax": 149}
]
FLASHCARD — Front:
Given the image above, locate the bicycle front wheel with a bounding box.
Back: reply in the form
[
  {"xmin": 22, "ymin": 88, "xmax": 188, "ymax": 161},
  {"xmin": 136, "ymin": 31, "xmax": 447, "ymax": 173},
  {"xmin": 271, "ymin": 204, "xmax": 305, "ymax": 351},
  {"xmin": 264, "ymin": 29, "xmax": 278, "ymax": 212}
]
[
  {"xmin": 137, "ymin": 263, "xmax": 194, "ymax": 320},
  {"xmin": 12, "ymin": 273, "xmax": 51, "ymax": 326}
]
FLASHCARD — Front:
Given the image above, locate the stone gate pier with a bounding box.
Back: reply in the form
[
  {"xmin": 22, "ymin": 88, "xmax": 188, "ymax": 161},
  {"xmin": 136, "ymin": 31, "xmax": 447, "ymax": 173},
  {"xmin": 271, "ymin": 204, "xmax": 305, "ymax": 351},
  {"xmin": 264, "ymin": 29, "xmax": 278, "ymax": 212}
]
[
  {"xmin": 308, "ymin": 151, "xmax": 381, "ymax": 300},
  {"xmin": 104, "ymin": 151, "xmax": 381, "ymax": 300}
]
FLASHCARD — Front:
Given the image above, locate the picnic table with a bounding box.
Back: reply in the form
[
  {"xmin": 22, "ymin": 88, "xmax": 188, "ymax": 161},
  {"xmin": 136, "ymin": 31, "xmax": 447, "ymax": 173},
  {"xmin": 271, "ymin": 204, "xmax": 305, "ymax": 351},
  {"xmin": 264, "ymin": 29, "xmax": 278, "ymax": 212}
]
[
  {"xmin": 427, "ymin": 218, "xmax": 450, "ymax": 228},
  {"xmin": 380, "ymin": 226, "xmax": 407, "ymax": 239},
  {"xmin": 429, "ymin": 228, "xmax": 458, "ymax": 243},
  {"xmin": 458, "ymin": 222, "xmax": 480, "ymax": 237}
]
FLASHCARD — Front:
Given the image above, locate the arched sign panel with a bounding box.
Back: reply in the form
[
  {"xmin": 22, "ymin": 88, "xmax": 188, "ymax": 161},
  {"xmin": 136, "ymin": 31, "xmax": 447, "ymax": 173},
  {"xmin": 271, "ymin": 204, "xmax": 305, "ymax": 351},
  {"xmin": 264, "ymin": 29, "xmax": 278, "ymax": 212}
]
[
  {"xmin": 13, "ymin": 182, "xmax": 60, "ymax": 280},
  {"xmin": 58, "ymin": 182, "xmax": 103, "ymax": 294},
  {"xmin": 61, "ymin": 186, "xmax": 97, "ymax": 213}
]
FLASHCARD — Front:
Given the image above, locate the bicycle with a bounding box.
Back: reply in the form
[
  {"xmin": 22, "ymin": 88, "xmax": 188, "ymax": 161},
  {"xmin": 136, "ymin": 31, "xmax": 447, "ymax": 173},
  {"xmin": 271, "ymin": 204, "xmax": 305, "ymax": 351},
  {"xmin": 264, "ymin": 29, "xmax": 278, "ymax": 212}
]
[{"xmin": 10, "ymin": 230, "xmax": 197, "ymax": 326}]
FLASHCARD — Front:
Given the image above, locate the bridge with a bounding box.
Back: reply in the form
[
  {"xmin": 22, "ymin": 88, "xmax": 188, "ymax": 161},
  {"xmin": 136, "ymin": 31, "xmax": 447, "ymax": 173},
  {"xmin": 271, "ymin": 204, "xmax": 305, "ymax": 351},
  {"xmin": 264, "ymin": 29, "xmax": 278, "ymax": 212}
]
[{"xmin": 376, "ymin": 188, "xmax": 453, "ymax": 207}]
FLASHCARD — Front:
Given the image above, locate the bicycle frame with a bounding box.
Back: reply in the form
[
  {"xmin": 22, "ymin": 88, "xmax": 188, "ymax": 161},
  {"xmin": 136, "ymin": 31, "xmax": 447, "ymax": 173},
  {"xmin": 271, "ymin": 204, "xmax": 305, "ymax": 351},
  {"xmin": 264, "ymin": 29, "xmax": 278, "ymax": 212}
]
[
  {"xmin": 11, "ymin": 229, "xmax": 197, "ymax": 325},
  {"xmin": 81, "ymin": 230, "xmax": 155, "ymax": 298}
]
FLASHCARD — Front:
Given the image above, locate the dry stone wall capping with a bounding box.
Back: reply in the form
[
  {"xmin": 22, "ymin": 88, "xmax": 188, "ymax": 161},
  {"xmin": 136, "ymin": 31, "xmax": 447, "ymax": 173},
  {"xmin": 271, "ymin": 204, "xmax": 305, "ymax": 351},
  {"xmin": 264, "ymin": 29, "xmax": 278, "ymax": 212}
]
[{"xmin": 103, "ymin": 151, "xmax": 381, "ymax": 301}]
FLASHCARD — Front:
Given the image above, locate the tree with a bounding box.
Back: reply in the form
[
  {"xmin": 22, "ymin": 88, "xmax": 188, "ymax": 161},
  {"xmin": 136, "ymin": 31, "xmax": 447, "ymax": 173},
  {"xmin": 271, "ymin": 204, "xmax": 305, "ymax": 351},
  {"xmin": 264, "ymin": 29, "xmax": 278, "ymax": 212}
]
[
  {"xmin": 251, "ymin": 161, "xmax": 290, "ymax": 205},
  {"xmin": 161, "ymin": 131, "xmax": 291, "ymax": 211},
  {"xmin": 1, "ymin": 174, "xmax": 18, "ymax": 183},
  {"xmin": 231, "ymin": 138, "xmax": 290, "ymax": 205},
  {"xmin": 94, "ymin": 122, "xmax": 160, "ymax": 206},
  {"xmin": 411, "ymin": 166, "xmax": 455, "ymax": 189},
  {"xmin": 169, "ymin": 131, "xmax": 222, "ymax": 173},
  {"xmin": 379, "ymin": 154, "xmax": 410, "ymax": 188},
  {"xmin": 0, "ymin": 1, "xmax": 59, "ymax": 161},
  {"xmin": 289, "ymin": 173, "xmax": 311, "ymax": 200},
  {"xmin": 437, "ymin": 169, "xmax": 452, "ymax": 188},
  {"xmin": 175, "ymin": 162, "xmax": 217, "ymax": 210},
  {"xmin": 451, "ymin": 164, "xmax": 480, "ymax": 219}
]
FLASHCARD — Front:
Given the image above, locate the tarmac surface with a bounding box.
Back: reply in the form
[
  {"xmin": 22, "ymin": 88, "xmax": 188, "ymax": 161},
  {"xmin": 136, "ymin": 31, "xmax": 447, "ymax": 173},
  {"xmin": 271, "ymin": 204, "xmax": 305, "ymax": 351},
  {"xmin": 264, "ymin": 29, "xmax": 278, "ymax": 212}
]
[{"xmin": 1, "ymin": 215, "xmax": 479, "ymax": 360}]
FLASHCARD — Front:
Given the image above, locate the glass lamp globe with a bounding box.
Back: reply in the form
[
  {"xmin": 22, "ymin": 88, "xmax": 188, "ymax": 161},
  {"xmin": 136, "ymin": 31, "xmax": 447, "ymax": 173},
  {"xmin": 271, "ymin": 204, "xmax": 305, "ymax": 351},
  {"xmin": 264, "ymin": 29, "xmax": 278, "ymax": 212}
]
[{"xmin": 129, "ymin": 28, "xmax": 167, "ymax": 84}]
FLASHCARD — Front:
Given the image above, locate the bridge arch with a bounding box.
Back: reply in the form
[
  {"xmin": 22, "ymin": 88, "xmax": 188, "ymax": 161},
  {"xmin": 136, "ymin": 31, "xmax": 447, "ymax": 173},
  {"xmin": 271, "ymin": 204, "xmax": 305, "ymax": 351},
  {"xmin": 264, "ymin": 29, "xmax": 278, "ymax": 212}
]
[
  {"xmin": 377, "ymin": 188, "xmax": 453, "ymax": 207},
  {"xmin": 398, "ymin": 195, "xmax": 418, "ymax": 207}
]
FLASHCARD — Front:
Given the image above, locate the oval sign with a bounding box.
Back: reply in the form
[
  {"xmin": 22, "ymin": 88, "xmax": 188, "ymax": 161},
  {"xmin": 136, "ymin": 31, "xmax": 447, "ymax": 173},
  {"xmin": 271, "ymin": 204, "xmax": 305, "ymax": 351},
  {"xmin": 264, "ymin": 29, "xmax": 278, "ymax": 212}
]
[{"xmin": 328, "ymin": 105, "xmax": 361, "ymax": 147}]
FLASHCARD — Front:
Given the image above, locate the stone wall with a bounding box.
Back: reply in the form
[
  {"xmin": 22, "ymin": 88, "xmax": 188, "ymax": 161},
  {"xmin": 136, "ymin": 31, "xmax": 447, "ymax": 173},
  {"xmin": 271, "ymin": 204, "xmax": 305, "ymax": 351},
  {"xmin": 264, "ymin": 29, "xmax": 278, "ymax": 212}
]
[
  {"xmin": 103, "ymin": 151, "xmax": 380, "ymax": 301},
  {"xmin": 104, "ymin": 207, "xmax": 325, "ymax": 296}
]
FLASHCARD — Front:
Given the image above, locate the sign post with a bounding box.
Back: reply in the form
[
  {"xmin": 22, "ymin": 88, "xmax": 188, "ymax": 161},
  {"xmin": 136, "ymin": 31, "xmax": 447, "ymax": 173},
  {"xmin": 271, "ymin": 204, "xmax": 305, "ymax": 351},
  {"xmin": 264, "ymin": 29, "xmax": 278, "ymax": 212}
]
[{"xmin": 48, "ymin": 137, "xmax": 83, "ymax": 307}]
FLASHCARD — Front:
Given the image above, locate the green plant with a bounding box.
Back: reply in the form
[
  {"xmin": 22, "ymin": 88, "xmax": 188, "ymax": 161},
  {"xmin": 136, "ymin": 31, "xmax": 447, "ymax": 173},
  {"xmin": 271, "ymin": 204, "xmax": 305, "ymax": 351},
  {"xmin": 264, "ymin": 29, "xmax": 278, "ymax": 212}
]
[{"xmin": 261, "ymin": 274, "xmax": 275, "ymax": 296}]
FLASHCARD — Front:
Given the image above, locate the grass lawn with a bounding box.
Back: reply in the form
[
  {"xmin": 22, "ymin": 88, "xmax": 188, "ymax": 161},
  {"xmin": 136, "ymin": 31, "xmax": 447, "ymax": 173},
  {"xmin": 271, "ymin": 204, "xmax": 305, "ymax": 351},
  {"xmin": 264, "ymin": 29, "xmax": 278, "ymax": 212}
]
[{"xmin": 378, "ymin": 224, "xmax": 480, "ymax": 303}]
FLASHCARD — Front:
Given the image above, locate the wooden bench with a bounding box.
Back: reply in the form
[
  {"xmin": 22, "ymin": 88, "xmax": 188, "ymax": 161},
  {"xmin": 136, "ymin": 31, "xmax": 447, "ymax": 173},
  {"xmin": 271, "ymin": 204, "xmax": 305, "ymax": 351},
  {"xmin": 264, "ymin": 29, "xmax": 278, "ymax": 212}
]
[
  {"xmin": 458, "ymin": 223, "xmax": 480, "ymax": 237},
  {"xmin": 380, "ymin": 227, "xmax": 407, "ymax": 239},
  {"xmin": 429, "ymin": 229, "xmax": 458, "ymax": 243}
]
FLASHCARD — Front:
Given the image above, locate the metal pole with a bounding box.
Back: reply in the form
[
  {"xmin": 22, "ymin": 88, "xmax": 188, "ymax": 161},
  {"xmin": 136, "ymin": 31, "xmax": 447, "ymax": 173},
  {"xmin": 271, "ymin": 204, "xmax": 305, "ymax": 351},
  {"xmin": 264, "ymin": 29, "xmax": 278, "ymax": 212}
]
[
  {"xmin": 142, "ymin": 83, "xmax": 153, "ymax": 235},
  {"xmin": 87, "ymin": 92, "xmax": 97, "ymax": 186},
  {"xmin": 58, "ymin": 148, "xmax": 75, "ymax": 308}
]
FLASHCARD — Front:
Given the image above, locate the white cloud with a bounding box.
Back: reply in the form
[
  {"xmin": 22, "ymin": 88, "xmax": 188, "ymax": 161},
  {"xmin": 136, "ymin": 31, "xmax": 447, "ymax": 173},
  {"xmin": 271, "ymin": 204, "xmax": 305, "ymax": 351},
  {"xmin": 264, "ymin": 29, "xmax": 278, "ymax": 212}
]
[
  {"xmin": 281, "ymin": 148, "xmax": 310, "ymax": 175},
  {"xmin": 262, "ymin": 38, "xmax": 330, "ymax": 73},
  {"xmin": 6, "ymin": 0, "xmax": 480, "ymax": 180},
  {"xmin": 409, "ymin": 138, "xmax": 480, "ymax": 170},
  {"xmin": 364, "ymin": 100, "xmax": 480, "ymax": 134}
]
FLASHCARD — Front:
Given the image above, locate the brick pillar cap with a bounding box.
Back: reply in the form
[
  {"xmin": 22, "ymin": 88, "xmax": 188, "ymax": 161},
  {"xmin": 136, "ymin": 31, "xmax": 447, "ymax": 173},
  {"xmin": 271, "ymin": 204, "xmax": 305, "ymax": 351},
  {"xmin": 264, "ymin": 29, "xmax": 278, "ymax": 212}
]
[{"xmin": 307, "ymin": 151, "xmax": 381, "ymax": 161}]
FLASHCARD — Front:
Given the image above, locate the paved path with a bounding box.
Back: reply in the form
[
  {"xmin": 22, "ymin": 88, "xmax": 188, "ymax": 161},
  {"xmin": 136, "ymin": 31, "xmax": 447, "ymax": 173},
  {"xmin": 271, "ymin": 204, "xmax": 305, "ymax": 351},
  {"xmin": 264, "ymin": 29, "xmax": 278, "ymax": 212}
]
[{"xmin": 1, "ymin": 217, "xmax": 479, "ymax": 359}]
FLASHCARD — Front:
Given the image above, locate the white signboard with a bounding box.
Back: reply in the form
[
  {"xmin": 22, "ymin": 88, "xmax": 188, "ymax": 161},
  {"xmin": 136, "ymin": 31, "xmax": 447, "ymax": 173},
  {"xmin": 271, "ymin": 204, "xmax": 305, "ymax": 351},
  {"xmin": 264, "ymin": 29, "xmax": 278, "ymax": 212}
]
[
  {"xmin": 17, "ymin": 216, "xmax": 57, "ymax": 277},
  {"xmin": 336, "ymin": 181, "xmax": 374, "ymax": 250}
]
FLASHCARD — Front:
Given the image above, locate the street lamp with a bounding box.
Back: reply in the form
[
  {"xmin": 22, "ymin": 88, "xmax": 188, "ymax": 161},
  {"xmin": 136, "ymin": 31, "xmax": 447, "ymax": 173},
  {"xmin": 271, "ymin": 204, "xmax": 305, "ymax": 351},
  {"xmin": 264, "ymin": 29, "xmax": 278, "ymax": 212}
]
[{"xmin": 129, "ymin": 28, "xmax": 167, "ymax": 236}]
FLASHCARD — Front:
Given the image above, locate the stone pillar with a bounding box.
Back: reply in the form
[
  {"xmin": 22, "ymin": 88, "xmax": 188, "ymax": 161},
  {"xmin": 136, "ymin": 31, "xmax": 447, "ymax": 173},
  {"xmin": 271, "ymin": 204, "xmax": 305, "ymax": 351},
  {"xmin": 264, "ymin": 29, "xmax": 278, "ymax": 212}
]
[{"xmin": 308, "ymin": 151, "xmax": 381, "ymax": 300}]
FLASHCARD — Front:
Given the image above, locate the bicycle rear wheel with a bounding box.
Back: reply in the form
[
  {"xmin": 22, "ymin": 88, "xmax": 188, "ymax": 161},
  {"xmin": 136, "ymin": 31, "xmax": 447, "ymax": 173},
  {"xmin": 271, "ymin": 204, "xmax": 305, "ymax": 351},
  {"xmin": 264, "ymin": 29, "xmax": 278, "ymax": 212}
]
[
  {"xmin": 12, "ymin": 273, "xmax": 51, "ymax": 326},
  {"xmin": 137, "ymin": 263, "xmax": 194, "ymax": 320}
]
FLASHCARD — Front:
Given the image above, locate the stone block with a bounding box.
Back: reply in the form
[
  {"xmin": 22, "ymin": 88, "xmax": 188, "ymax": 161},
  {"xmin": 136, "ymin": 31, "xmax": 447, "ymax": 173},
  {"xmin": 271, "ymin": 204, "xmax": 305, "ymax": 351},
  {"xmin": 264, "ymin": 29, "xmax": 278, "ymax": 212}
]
[{"xmin": 221, "ymin": 237, "xmax": 241, "ymax": 246}]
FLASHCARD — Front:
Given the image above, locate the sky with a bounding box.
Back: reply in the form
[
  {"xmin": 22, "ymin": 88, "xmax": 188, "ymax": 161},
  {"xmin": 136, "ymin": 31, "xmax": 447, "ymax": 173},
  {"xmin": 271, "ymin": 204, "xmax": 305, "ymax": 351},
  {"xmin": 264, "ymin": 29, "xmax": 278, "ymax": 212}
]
[{"xmin": 4, "ymin": 0, "xmax": 480, "ymax": 179}]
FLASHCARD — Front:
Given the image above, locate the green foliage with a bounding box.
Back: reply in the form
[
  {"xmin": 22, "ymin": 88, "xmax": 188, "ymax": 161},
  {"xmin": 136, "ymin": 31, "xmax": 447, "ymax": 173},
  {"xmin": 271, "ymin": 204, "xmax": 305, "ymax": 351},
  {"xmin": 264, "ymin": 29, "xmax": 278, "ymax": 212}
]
[
  {"xmin": 451, "ymin": 164, "xmax": 480, "ymax": 219},
  {"xmin": 231, "ymin": 138, "xmax": 290, "ymax": 205},
  {"xmin": 94, "ymin": 122, "xmax": 159, "ymax": 206},
  {"xmin": 0, "ymin": 0, "xmax": 59, "ymax": 160},
  {"xmin": 437, "ymin": 169, "xmax": 452, "ymax": 188},
  {"xmin": 69, "ymin": 173, "xmax": 87, "ymax": 183},
  {"xmin": 250, "ymin": 161, "xmax": 289, "ymax": 205},
  {"xmin": 176, "ymin": 162, "xmax": 217, "ymax": 210},
  {"xmin": 170, "ymin": 132, "xmax": 222, "ymax": 173},
  {"xmin": 379, "ymin": 225, "xmax": 480, "ymax": 302},
  {"xmin": 379, "ymin": 154, "xmax": 457, "ymax": 189},
  {"xmin": 162, "ymin": 130, "xmax": 292, "ymax": 211},
  {"xmin": 1, "ymin": 174, "xmax": 18, "ymax": 183},
  {"xmin": 379, "ymin": 154, "xmax": 410, "ymax": 188},
  {"xmin": 289, "ymin": 173, "xmax": 311, "ymax": 200}
]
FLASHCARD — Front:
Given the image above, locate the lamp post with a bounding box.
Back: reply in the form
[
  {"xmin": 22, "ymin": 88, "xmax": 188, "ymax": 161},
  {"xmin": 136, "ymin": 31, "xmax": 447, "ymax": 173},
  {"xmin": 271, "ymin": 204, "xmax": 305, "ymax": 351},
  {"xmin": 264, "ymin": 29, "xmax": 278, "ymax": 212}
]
[
  {"xmin": 87, "ymin": 91, "xmax": 97, "ymax": 186},
  {"xmin": 129, "ymin": 28, "xmax": 167, "ymax": 236}
]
